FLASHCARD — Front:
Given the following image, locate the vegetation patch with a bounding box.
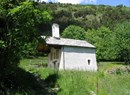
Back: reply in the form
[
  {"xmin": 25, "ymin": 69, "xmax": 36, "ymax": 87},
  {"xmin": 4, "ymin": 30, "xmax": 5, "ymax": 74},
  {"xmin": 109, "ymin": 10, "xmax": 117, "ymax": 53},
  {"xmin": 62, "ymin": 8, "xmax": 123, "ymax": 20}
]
[{"xmin": 12, "ymin": 58, "xmax": 130, "ymax": 95}]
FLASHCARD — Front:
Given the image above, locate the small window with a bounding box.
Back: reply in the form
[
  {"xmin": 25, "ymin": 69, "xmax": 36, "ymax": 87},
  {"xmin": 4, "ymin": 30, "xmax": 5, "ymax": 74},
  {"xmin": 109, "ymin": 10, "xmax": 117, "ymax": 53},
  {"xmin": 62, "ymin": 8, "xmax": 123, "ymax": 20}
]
[{"xmin": 88, "ymin": 59, "xmax": 91, "ymax": 65}]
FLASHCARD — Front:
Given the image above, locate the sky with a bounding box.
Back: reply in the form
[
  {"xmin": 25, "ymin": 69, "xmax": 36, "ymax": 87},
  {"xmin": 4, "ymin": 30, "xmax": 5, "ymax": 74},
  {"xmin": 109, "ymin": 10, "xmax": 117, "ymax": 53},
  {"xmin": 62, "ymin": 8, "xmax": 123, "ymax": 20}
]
[{"xmin": 39, "ymin": 0, "xmax": 130, "ymax": 7}]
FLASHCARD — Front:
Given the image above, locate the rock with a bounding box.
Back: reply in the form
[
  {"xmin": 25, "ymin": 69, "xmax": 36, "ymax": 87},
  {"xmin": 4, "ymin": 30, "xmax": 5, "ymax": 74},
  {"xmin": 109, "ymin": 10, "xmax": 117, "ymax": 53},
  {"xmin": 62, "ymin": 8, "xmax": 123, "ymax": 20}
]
[{"xmin": 90, "ymin": 91, "xmax": 96, "ymax": 95}]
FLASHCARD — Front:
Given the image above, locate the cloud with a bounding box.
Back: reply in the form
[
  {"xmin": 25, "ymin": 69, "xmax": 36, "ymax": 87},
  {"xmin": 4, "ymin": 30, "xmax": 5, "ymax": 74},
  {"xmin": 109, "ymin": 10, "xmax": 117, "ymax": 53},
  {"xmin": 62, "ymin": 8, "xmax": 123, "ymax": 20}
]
[
  {"xmin": 83, "ymin": 0, "xmax": 97, "ymax": 3},
  {"xmin": 57, "ymin": 0, "xmax": 81, "ymax": 4},
  {"xmin": 39, "ymin": 0, "xmax": 48, "ymax": 2},
  {"xmin": 40, "ymin": 0, "xmax": 97, "ymax": 4}
]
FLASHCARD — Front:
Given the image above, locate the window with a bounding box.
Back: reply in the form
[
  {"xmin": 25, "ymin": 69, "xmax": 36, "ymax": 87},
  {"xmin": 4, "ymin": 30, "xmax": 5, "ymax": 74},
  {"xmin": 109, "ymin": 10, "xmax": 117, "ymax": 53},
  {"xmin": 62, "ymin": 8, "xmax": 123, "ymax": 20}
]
[{"xmin": 88, "ymin": 59, "xmax": 91, "ymax": 65}]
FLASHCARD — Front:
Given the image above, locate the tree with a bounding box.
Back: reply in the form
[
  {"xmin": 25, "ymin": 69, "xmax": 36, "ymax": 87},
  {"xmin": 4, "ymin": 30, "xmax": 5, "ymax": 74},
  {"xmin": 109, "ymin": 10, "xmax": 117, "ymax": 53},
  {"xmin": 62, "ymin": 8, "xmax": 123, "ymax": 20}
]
[
  {"xmin": 86, "ymin": 26, "xmax": 115, "ymax": 61},
  {"xmin": 0, "ymin": 0, "xmax": 52, "ymax": 71},
  {"xmin": 113, "ymin": 21, "xmax": 130, "ymax": 63},
  {"xmin": 62, "ymin": 25, "xmax": 86, "ymax": 40}
]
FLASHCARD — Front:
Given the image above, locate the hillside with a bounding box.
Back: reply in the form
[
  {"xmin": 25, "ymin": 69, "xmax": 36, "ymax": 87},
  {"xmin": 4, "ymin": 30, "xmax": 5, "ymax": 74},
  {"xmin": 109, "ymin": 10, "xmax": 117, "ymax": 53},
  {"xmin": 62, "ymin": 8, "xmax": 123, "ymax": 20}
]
[
  {"xmin": 39, "ymin": 3, "xmax": 130, "ymax": 62},
  {"xmin": 39, "ymin": 3, "xmax": 130, "ymax": 32}
]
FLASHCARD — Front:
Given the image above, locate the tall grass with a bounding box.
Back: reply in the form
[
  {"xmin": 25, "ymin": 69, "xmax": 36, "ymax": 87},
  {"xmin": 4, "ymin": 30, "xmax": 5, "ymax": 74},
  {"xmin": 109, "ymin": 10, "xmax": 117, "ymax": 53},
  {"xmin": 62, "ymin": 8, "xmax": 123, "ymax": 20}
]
[
  {"xmin": 18, "ymin": 57, "xmax": 130, "ymax": 95},
  {"xmin": 98, "ymin": 74, "xmax": 130, "ymax": 95},
  {"xmin": 56, "ymin": 62, "xmax": 130, "ymax": 95},
  {"xmin": 57, "ymin": 71, "xmax": 97, "ymax": 95},
  {"xmin": 56, "ymin": 71, "xmax": 130, "ymax": 95}
]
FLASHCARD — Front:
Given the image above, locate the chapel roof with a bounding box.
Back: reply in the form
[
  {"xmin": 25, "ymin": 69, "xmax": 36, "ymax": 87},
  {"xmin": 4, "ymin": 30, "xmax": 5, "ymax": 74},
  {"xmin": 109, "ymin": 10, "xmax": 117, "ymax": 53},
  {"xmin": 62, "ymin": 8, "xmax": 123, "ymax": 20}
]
[{"xmin": 45, "ymin": 37, "xmax": 95, "ymax": 48}]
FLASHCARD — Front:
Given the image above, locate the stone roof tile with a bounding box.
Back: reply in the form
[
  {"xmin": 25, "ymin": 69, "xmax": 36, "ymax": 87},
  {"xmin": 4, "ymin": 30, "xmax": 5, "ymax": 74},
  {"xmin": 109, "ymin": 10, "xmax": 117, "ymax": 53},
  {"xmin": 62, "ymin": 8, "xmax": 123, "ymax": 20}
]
[{"xmin": 46, "ymin": 37, "xmax": 95, "ymax": 48}]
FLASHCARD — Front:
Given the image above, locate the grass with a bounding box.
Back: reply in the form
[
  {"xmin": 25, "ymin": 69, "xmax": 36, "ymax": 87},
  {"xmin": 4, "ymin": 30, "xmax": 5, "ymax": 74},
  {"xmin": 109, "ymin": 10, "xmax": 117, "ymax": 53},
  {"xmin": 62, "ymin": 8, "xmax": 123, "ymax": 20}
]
[
  {"xmin": 57, "ymin": 71, "xmax": 97, "ymax": 95},
  {"xmin": 19, "ymin": 57, "xmax": 53, "ymax": 79},
  {"xmin": 56, "ymin": 68, "xmax": 130, "ymax": 95},
  {"xmin": 98, "ymin": 62, "xmax": 125, "ymax": 72},
  {"xmin": 7, "ymin": 57, "xmax": 130, "ymax": 95}
]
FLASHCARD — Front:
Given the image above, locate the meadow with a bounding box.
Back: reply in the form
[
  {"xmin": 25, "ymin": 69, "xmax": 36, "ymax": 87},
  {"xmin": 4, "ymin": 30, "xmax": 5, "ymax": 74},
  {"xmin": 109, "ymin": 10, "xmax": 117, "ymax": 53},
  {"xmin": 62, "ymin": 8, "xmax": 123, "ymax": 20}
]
[{"xmin": 17, "ymin": 57, "xmax": 130, "ymax": 95}]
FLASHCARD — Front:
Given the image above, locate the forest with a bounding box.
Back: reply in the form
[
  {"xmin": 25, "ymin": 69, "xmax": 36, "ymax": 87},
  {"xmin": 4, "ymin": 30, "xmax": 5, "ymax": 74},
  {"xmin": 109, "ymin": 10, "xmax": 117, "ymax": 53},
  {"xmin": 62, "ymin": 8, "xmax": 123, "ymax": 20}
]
[{"xmin": 40, "ymin": 2, "xmax": 130, "ymax": 62}]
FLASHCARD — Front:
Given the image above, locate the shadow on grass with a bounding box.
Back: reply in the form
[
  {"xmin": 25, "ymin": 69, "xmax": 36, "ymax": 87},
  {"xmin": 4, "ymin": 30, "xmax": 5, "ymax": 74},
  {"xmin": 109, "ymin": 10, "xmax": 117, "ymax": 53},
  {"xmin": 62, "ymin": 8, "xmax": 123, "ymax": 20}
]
[
  {"xmin": 45, "ymin": 73, "xmax": 59, "ymax": 88},
  {"xmin": 0, "ymin": 67, "xmax": 58, "ymax": 95}
]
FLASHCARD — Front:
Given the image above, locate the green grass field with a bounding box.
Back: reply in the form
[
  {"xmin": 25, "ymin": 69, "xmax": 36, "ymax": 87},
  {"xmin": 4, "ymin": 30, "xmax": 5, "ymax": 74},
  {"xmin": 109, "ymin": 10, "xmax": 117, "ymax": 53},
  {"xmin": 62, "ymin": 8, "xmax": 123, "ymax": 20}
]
[{"xmin": 18, "ymin": 57, "xmax": 130, "ymax": 95}]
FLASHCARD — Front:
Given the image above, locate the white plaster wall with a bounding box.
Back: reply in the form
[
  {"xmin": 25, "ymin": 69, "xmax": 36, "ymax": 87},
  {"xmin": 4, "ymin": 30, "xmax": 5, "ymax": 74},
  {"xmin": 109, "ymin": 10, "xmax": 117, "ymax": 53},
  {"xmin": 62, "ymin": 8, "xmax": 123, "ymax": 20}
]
[
  {"xmin": 59, "ymin": 46, "xmax": 97, "ymax": 71},
  {"xmin": 59, "ymin": 47, "xmax": 65, "ymax": 70},
  {"xmin": 52, "ymin": 24, "xmax": 60, "ymax": 38}
]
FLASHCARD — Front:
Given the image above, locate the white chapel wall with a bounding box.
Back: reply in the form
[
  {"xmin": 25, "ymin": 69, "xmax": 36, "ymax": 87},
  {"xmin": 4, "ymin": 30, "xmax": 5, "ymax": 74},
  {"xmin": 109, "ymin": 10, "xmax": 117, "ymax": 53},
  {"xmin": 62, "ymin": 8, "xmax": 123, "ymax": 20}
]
[{"xmin": 59, "ymin": 46, "xmax": 97, "ymax": 71}]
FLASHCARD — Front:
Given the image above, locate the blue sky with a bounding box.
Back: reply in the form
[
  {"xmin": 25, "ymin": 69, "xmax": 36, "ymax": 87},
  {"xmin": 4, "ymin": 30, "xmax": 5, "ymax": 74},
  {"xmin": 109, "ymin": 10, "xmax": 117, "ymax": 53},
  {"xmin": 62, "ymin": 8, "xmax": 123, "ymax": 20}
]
[
  {"xmin": 96, "ymin": 0, "xmax": 130, "ymax": 6},
  {"xmin": 40, "ymin": 0, "xmax": 130, "ymax": 7}
]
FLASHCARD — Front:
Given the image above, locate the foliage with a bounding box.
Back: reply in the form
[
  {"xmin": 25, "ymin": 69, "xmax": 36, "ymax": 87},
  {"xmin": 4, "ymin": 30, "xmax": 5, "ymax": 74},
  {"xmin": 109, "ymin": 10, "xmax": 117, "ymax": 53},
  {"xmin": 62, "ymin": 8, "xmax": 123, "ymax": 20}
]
[
  {"xmin": 113, "ymin": 21, "xmax": 130, "ymax": 63},
  {"xmin": 0, "ymin": 0, "xmax": 52, "ymax": 67},
  {"xmin": 86, "ymin": 26, "xmax": 115, "ymax": 61},
  {"xmin": 41, "ymin": 3, "xmax": 130, "ymax": 32},
  {"xmin": 62, "ymin": 25, "xmax": 86, "ymax": 40},
  {"xmin": 21, "ymin": 42, "xmax": 37, "ymax": 58},
  {"xmin": 0, "ymin": 0, "xmax": 52, "ymax": 94},
  {"xmin": 86, "ymin": 21, "xmax": 130, "ymax": 62}
]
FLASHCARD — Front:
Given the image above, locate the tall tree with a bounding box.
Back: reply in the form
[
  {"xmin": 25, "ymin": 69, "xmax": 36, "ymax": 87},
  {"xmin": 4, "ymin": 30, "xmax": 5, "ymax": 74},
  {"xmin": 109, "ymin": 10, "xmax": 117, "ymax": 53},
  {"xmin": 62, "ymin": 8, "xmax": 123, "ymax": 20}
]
[
  {"xmin": 113, "ymin": 21, "xmax": 130, "ymax": 63},
  {"xmin": 0, "ymin": 0, "xmax": 52, "ymax": 71},
  {"xmin": 62, "ymin": 25, "xmax": 86, "ymax": 40},
  {"xmin": 86, "ymin": 26, "xmax": 115, "ymax": 61}
]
